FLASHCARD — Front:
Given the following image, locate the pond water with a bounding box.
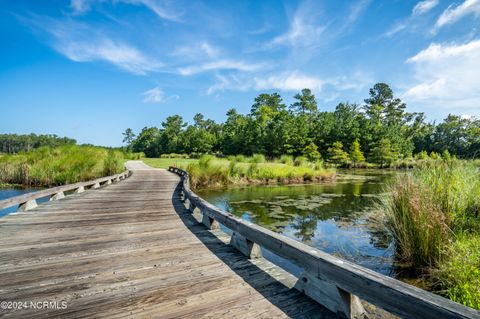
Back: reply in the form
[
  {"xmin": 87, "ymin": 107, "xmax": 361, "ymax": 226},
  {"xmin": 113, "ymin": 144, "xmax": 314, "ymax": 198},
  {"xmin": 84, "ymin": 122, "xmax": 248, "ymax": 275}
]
[
  {"xmin": 197, "ymin": 170, "xmax": 400, "ymax": 277},
  {"xmin": 0, "ymin": 187, "xmax": 45, "ymax": 217}
]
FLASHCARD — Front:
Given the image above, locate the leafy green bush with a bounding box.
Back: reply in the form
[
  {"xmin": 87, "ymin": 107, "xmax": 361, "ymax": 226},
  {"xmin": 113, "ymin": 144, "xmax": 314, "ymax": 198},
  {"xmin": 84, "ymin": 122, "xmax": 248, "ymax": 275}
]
[
  {"xmin": 435, "ymin": 235, "xmax": 480, "ymax": 310},
  {"xmin": 279, "ymin": 155, "xmax": 294, "ymax": 165}
]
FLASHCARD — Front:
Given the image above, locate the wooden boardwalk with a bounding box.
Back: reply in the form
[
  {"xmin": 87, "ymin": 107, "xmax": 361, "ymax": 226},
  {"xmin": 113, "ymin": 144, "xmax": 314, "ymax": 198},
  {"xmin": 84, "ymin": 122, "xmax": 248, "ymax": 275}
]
[{"xmin": 0, "ymin": 162, "xmax": 335, "ymax": 318}]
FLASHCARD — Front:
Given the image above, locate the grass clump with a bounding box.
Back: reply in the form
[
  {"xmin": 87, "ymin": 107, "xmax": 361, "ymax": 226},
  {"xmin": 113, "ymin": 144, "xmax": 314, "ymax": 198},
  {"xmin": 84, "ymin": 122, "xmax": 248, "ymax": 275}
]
[
  {"xmin": 251, "ymin": 154, "xmax": 266, "ymax": 163},
  {"xmin": 279, "ymin": 155, "xmax": 294, "ymax": 165},
  {"xmin": 294, "ymin": 156, "xmax": 307, "ymax": 167},
  {"xmin": 383, "ymin": 160, "xmax": 480, "ymax": 308},
  {"xmin": 0, "ymin": 145, "xmax": 124, "ymax": 186},
  {"xmin": 175, "ymin": 154, "xmax": 336, "ymax": 189}
]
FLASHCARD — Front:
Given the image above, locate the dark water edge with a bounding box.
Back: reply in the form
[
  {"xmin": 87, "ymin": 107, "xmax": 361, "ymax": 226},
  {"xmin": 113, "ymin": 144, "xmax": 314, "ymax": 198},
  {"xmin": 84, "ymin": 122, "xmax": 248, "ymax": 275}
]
[
  {"xmin": 0, "ymin": 187, "xmax": 47, "ymax": 217},
  {"xmin": 197, "ymin": 169, "xmax": 406, "ymax": 278}
]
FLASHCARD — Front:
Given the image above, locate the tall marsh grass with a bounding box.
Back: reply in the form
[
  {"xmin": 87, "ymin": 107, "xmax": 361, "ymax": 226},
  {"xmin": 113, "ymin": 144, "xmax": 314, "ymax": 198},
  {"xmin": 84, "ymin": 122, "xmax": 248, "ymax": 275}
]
[
  {"xmin": 383, "ymin": 160, "xmax": 480, "ymax": 308},
  {"xmin": 183, "ymin": 155, "xmax": 335, "ymax": 189},
  {"xmin": 0, "ymin": 145, "xmax": 124, "ymax": 186}
]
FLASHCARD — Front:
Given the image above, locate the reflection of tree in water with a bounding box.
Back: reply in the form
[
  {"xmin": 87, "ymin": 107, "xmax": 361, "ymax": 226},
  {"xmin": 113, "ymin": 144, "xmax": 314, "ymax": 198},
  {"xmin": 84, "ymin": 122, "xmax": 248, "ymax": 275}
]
[
  {"xmin": 200, "ymin": 173, "xmax": 395, "ymax": 255},
  {"xmin": 291, "ymin": 212, "xmax": 318, "ymax": 243},
  {"xmin": 199, "ymin": 172, "xmax": 400, "ymax": 275}
]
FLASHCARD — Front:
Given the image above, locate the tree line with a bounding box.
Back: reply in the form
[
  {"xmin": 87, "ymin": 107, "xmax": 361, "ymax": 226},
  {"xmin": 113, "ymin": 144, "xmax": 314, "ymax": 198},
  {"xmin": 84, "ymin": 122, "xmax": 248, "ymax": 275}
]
[
  {"xmin": 0, "ymin": 134, "xmax": 76, "ymax": 154},
  {"xmin": 124, "ymin": 83, "xmax": 480, "ymax": 166}
]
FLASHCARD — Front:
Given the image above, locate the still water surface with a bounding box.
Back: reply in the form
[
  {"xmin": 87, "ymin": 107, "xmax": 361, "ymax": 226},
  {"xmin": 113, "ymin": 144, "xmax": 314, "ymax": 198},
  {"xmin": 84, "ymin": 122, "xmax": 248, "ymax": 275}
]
[
  {"xmin": 197, "ymin": 170, "xmax": 399, "ymax": 277},
  {"xmin": 1, "ymin": 171, "xmax": 400, "ymax": 277}
]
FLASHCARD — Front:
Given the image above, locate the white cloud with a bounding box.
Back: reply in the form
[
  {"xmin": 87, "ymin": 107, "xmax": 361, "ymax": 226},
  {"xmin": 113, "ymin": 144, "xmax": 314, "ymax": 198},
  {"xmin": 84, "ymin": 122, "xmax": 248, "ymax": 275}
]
[
  {"xmin": 142, "ymin": 87, "xmax": 179, "ymax": 103},
  {"xmin": 179, "ymin": 60, "xmax": 264, "ymax": 76},
  {"xmin": 413, "ymin": 0, "xmax": 438, "ymax": 15},
  {"xmin": 435, "ymin": 0, "xmax": 480, "ymax": 30},
  {"xmin": 57, "ymin": 38, "xmax": 162, "ymax": 75},
  {"xmin": 142, "ymin": 87, "xmax": 165, "ymax": 103},
  {"xmin": 254, "ymin": 71, "xmax": 324, "ymax": 92},
  {"xmin": 404, "ymin": 39, "xmax": 480, "ymax": 113}
]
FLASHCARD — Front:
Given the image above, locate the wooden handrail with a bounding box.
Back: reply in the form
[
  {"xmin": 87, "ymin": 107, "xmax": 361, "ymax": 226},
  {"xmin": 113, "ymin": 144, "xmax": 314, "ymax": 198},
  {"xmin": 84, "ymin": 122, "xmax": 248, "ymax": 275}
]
[
  {"xmin": 0, "ymin": 170, "xmax": 132, "ymax": 211},
  {"xmin": 168, "ymin": 166, "xmax": 479, "ymax": 319}
]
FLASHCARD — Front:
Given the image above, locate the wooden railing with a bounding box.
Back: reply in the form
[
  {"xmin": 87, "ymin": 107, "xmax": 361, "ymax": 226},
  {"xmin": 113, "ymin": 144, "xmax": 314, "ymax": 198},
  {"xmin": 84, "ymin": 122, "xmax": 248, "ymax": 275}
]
[
  {"xmin": 168, "ymin": 166, "xmax": 480, "ymax": 319},
  {"xmin": 0, "ymin": 170, "xmax": 132, "ymax": 212}
]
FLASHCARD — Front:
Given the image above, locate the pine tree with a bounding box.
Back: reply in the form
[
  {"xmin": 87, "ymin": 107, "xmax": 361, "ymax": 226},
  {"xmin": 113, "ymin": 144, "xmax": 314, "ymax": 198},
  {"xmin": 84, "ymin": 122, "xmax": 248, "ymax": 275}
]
[
  {"xmin": 327, "ymin": 141, "xmax": 350, "ymax": 167},
  {"xmin": 349, "ymin": 139, "xmax": 365, "ymax": 168}
]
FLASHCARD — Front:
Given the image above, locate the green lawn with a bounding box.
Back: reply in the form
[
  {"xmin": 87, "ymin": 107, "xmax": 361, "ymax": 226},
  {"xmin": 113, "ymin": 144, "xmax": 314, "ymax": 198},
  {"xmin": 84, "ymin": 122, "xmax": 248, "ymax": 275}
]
[{"xmin": 142, "ymin": 157, "xmax": 198, "ymax": 169}]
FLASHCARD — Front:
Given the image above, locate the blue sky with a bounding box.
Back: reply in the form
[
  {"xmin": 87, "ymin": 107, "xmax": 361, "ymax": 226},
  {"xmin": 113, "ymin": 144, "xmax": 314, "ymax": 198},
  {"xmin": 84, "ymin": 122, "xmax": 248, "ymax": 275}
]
[{"xmin": 1, "ymin": 0, "xmax": 479, "ymax": 146}]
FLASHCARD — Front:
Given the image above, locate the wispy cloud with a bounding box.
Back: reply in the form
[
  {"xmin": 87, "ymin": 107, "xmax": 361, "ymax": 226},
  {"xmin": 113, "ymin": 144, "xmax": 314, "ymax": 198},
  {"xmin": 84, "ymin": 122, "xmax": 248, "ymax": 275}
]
[
  {"xmin": 170, "ymin": 41, "xmax": 219, "ymax": 59},
  {"xmin": 269, "ymin": 11, "xmax": 326, "ymax": 48},
  {"xmin": 58, "ymin": 39, "xmax": 162, "ymax": 75},
  {"xmin": 206, "ymin": 70, "xmax": 371, "ymax": 98},
  {"xmin": 142, "ymin": 86, "xmax": 179, "ymax": 103},
  {"xmin": 25, "ymin": 17, "xmax": 162, "ymax": 75},
  {"xmin": 385, "ymin": 0, "xmax": 438, "ymax": 37},
  {"xmin": 434, "ymin": 0, "xmax": 480, "ymax": 31},
  {"xmin": 404, "ymin": 39, "xmax": 480, "ymax": 112},
  {"xmin": 268, "ymin": 0, "xmax": 369, "ymax": 50},
  {"xmin": 121, "ymin": 0, "xmax": 184, "ymax": 22},
  {"xmin": 413, "ymin": 0, "xmax": 438, "ymax": 16},
  {"xmin": 179, "ymin": 60, "xmax": 265, "ymax": 76},
  {"xmin": 142, "ymin": 86, "xmax": 165, "ymax": 103},
  {"xmin": 69, "ymin": 0, "xmax": 184, "ymax": 21}
]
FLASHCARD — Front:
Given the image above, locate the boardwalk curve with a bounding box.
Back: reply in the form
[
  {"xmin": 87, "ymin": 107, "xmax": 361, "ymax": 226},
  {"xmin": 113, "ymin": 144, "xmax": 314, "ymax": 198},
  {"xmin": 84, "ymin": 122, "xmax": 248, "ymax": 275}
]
[{"xmin": 0, "ymin": 161, "xmax": 332, "ymax": 318}]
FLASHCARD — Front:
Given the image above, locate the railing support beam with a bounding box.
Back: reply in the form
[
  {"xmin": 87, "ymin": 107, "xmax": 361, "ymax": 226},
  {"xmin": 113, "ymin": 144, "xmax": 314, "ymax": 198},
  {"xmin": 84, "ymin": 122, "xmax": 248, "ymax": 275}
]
[
  {"xmin": 294, "ymin": 272, "xmax": 366, "ymax": 319},
  {"xmin": 50, "ymin": 191, "xmax": 65, "ymax": 201},
  {"xmin": 202, "ymin": 213, "xmax": 219, "ymax": 230},
  {"xmin": 230, "ymin": 231, "xmax": 262, "ymax": 259},
  {"xmin": 74, "ymin": 186, "xmax": 85, "ymax": 194},
  {"xmin": 18, "ymin": 199, "xmax": 37, "ymax": 212}
]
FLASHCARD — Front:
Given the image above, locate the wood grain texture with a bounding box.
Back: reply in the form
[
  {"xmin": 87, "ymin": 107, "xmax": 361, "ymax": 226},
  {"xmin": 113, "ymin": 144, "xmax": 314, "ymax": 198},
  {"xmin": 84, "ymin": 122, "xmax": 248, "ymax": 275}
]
[{"xmin": 0, "ymin": 161, "xmax": 337, "ymax": 318}]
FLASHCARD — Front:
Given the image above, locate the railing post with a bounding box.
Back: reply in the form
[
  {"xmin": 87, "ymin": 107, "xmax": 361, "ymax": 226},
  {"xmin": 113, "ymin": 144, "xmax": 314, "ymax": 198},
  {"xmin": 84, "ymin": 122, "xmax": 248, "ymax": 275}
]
[
  {"xmin": 201, "ymin": 211, "xmax": 219, "ymax": 230},
  {"xmin": 294, "ymin": 272, "xmax": 366, "ymax": 319},
  {"xmin": 188, "ymin": 201, "xmax": 196, "ymax": 213},
  {"xmin": 92, "ymin": 182, "xmax": 100, "ymax": 189},
  {"xmin": 115, "ymin": 176, "xmax": 120, "ymax": 182},
  {"xmin": 230, "ymin": 231, "xmax": 262, "ymax": 259},
  {"xmin": 74, "ymin": 186, "xmax": 85, "ymax": 194},
  {"xmin": 50, "ymin": 191, "xmax": 65, "ymax": 201},
  {"xmin": 18, "ymin": 199, "xmax": 37, "ymax": 211},
  {"xmin": 106, "ymin": 179, "xmax": 112, "ymax": 185}
]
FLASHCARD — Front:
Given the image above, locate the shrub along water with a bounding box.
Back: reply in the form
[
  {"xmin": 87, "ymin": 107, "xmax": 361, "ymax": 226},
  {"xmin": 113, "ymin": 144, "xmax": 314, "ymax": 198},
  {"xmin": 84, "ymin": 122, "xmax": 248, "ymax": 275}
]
[
  {"xmin": 383, "ymin": 160, "xmax": 480, "ymax": 309},
  {"xmin": 183, "ymin": 155, "xmax": 335, "ymax": 189},
  {"xmin": 0, "ymin": 145, "xmax": 124, "ymax": 186}
]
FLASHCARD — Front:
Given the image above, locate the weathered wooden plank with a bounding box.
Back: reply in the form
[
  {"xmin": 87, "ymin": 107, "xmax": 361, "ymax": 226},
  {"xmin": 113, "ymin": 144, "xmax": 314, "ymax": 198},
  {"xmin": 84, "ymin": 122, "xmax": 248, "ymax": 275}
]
[
  {"xmin": 0, "ymin": 170, "xmax": 131, "ymax": 210},
  {"xmin": 0, "ymin": 162, "xmax": 334, "ymax": 318}
]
